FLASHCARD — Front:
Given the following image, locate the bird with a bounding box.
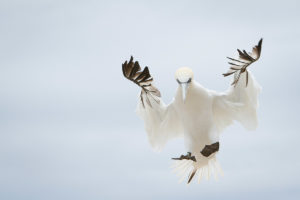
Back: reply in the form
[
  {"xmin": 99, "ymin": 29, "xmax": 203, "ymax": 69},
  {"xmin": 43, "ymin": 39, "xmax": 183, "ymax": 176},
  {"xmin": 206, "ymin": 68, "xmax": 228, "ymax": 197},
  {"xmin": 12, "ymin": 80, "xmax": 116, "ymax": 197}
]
[{"xmin": 122, "ymin": 39, "xmax": 263, "ymax": 184}]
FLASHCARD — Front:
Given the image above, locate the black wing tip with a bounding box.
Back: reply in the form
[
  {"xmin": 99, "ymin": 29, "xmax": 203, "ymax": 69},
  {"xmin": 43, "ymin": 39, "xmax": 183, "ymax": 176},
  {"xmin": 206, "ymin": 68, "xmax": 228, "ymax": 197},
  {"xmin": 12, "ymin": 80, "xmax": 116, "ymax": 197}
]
[
  {"xmin": 257, "ymin": 38, "xmax": 263, "ymax": 53},
  {"xmin": 122, "ymin": 56, "xmax": 156, "ymax": 89},
  {"xmin": 144, "ymin": 66, "xmax": 149, "ymax": 72},
  {"xmin": 122, "ymin": 56, "xmax": 134, "ymax": 66},
  {"xmin": 122, "ymin": 60, "xmax": 127, "ymax": 67},
  {"xmin": 229, "ymin": 38, "xmax": 263, "ymax": 58},
  {"xmin": 237, "ymin": 49, "xmax": 246, "ymax": 59},
  {"xmin": 129, "ymin": 55, "xmax": 134, "ymax": 62},
  {"xmin": 258, "ymin": 38, "xmax": 263, "ymax": 45},
  {"xmin": 256, "ymin": 38, "xmax": 263, "ymax": 49},
  {"xmin": 223, "ymin": 38, "xmax": 263, "ymax": 80}
]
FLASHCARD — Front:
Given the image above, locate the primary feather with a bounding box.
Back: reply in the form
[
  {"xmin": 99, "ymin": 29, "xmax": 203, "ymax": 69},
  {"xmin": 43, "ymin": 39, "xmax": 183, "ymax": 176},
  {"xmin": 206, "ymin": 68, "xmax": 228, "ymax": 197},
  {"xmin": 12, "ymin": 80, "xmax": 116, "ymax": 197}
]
[{"xmin": 223, "ymin": 39, "xmax": 263, "ymax": 86}]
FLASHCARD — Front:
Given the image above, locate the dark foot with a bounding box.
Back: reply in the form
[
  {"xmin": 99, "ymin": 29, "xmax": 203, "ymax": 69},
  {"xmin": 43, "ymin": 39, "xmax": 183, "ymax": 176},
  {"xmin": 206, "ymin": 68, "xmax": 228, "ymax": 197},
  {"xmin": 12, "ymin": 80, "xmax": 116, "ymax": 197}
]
[
  {"xmin": 200, "ymin": 142, "xmax": 219, "ymax": 157},
  {"xmin": 172, "ymin": 152, "xmax": 196, "ymax": 162}
]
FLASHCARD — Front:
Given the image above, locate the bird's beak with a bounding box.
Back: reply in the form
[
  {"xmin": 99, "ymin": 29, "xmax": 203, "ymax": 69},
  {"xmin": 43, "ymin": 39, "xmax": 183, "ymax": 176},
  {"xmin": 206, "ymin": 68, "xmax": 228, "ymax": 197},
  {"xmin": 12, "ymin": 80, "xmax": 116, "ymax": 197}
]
[{"xmin": 181, "ymin": 83, "xmax": 189, "ymax": 103}]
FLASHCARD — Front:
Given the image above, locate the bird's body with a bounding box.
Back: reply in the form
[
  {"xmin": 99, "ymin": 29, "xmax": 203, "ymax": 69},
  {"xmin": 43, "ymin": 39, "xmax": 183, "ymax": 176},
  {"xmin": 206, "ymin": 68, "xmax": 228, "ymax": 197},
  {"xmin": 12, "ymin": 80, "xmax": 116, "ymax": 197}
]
[
  {"xmin": 174, "ymin": 81, "xmax": 218, "ymax": 154},
  {"xmin": 122, "ymin": 39, "xmax": 263, "ymax": 183}
]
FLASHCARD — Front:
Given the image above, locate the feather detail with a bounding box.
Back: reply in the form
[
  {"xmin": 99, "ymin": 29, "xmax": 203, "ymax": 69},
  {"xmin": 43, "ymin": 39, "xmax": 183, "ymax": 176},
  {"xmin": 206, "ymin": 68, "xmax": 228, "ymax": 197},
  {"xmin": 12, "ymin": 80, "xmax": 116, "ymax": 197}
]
[
  {"xmin": 223, "ymin": 38, "xmax": 263, "ymax": 87},
  {"xmin": 172, "ymin": 155, "xmax": 223, "ymax": 184},
  {"xmin": 222, "ymin": 71, "xmax": 236, "ymax": 77},
  {"xmin": 122, "ymin": 56, "xmax": 161, "ymax": 107},
  {"xmin": 188, "ymin": 169, "xmax": 197, "ymax": 184}
]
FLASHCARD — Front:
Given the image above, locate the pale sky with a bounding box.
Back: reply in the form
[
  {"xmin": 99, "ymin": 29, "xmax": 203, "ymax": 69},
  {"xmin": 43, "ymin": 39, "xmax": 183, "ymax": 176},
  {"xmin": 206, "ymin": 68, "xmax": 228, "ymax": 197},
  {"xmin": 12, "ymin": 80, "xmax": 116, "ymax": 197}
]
[{"xmin": 0, "ymin": 0, "xmax": 299, "ymax": 199}]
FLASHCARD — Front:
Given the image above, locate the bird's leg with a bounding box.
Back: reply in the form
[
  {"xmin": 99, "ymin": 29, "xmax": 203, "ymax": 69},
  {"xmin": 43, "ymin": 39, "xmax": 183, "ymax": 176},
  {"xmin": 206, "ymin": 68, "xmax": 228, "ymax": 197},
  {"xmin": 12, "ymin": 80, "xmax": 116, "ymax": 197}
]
[{"xmin": 172, "ymin": 152, "xmax": 196, "ymax": 162}]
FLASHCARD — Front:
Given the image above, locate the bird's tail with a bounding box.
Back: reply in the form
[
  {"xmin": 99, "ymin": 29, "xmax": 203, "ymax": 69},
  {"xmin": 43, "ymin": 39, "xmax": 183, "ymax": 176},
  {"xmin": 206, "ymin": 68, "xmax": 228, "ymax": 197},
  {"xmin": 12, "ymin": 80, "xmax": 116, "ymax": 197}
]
[{"xmin": 171, "ymin": 155, "xmax": 223, "ymax": 184}]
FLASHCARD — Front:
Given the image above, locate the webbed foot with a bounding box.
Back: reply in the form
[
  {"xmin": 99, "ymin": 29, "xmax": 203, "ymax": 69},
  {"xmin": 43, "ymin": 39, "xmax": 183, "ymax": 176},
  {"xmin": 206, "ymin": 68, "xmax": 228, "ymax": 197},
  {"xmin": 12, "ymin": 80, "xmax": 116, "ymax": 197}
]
[{"xmin": 172, "ymin": 152, "xmax": 196, "ymax": 162}]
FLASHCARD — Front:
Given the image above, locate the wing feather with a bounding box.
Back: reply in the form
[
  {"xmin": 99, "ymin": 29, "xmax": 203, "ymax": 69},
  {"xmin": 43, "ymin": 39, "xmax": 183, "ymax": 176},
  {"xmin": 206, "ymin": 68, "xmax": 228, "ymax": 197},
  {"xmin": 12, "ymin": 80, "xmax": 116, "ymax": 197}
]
[
  {"xmin": 223, "ymin": 38, "xmax": 263, "ymax": 86},
  {"xmin": 122, "ymin": 56, "xmax": 183, "ymax": 150},
  {"xmin": 122, "ymin": 56, "xmax": 162, "ymax": 107}
]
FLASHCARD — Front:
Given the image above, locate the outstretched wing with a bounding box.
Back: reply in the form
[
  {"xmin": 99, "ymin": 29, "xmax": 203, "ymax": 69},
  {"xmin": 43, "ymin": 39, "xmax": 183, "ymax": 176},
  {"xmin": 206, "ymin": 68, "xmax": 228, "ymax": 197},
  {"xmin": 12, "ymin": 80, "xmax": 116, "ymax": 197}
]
[
  {"xmin": 213, "ymin": 39, "xmax": 263, "ymax": 132},
  {"xmin": 223, "ymin": 38, "xmax": 263, "ymax": 86},
  {"xmin": 122, "ymin": 56, "xmax": 161, "ymax": 107},
  {"xmin": 122, "ymin": 56, "xmax": 183, "ymax": 151}
]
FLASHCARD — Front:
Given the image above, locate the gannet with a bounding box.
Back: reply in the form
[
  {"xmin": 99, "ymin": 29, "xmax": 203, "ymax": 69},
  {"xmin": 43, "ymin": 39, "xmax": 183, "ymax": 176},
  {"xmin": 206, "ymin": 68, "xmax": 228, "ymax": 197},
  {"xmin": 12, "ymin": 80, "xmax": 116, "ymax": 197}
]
[{"xmin": 122, "ymin": 39, "xmax": 263, "ymax": 183}]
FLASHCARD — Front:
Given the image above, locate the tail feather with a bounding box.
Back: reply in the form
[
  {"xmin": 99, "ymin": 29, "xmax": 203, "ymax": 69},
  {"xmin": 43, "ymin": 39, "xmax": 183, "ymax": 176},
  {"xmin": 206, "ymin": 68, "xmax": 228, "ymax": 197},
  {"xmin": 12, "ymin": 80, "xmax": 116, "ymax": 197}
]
[
  {"xmin": 172, "ymin": 156, "xmax": 223, "ymax": 184},
  {"xmin": 197, "ymin": 168, "xmax": 203, "ymax": 183},
  {"xmin": 188, "ymin": 169, "xmax": 197, "ymax": 183}
]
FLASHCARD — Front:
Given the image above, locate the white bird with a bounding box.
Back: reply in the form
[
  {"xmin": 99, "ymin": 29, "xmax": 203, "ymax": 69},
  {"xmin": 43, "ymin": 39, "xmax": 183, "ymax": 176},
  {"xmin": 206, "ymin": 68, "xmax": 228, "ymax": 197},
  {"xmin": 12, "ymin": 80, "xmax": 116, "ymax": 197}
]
[{"xmin": 122, "ymin": 39, "xmax": 262, "ymax": 183}]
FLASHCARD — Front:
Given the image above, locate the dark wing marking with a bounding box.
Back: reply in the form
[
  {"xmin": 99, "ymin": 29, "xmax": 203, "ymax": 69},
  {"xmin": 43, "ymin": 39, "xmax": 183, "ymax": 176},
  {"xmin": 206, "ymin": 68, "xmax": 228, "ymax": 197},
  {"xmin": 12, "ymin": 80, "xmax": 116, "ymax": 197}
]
[
  {"xmin": 223, "ymin": 38, "xmax": 263, "ymax": 87},
  {"xmin": 200, "ymin": 142, "xmax": 220, "ymax": 157},
  {"xmin": 122, "ymin": 56, "xmax": 161, "ymax": 107}
]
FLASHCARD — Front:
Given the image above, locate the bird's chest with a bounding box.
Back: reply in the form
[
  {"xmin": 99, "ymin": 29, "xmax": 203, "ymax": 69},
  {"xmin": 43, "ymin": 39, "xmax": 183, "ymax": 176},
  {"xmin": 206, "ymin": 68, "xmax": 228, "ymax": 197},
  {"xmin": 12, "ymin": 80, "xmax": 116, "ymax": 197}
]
[
  {"xmin": 174, "ymin": 85, "xmax": 218, "ymax": 151},
  {"xmin": 176, "ymin": 91, "xmax": 213, "ymax": 130}
]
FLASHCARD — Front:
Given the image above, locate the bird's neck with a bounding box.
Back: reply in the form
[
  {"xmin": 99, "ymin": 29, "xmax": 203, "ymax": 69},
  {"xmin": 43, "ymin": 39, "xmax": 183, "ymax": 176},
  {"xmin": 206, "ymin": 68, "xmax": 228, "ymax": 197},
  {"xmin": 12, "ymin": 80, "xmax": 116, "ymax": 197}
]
[{"xmin": 176, "ymin": 81, "xmax": 207, "ymax": 103}]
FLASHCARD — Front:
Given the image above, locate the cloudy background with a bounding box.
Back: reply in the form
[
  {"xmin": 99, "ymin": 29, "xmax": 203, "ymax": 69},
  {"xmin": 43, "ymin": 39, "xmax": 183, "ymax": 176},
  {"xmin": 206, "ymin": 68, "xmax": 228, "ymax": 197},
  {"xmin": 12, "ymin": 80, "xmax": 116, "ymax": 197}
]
[{"xmin": 0, "ymin": 0, "xmax": 299, "ymax": 199}]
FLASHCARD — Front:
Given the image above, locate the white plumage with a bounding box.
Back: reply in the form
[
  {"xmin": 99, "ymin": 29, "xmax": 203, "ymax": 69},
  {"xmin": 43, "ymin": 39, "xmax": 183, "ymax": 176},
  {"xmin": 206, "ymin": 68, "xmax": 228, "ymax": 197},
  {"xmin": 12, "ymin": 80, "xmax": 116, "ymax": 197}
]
[{"xmin": 122, "ymin": 39, "xmax": 262, "ymax": 183}]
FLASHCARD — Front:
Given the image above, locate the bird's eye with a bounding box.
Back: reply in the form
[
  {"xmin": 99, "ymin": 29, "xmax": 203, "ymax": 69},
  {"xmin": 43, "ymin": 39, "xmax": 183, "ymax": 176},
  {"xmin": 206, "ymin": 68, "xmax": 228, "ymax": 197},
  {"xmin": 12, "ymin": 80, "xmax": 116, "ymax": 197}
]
[{"xmin": 187, "ymin": 78, "xmax": 192, "ymax": 83}]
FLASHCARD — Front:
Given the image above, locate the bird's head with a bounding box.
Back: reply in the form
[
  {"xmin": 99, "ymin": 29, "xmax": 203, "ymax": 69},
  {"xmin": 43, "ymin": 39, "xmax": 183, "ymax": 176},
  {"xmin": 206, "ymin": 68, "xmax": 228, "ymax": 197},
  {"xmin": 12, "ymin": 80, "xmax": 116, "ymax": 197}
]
[{"xmin": 175, "ymin": 67, "xmax": 194, "ymax": 103}]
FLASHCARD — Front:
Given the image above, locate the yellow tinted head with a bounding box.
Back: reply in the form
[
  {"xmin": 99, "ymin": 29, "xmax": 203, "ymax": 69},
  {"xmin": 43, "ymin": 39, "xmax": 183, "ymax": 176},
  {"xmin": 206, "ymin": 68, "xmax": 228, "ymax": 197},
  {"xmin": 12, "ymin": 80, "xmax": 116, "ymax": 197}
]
[{"xmin": 175, "ymin": 67, "xmax": 194, "ymax": 83}]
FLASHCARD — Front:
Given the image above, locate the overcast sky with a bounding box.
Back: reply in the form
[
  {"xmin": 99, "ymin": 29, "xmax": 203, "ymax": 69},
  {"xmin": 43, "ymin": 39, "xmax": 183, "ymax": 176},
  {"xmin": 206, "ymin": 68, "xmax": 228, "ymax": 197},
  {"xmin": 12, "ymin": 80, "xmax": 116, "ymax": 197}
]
[{"xmin": 0, "ymin": 0, "xmax": 299, "ymax": 199}]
